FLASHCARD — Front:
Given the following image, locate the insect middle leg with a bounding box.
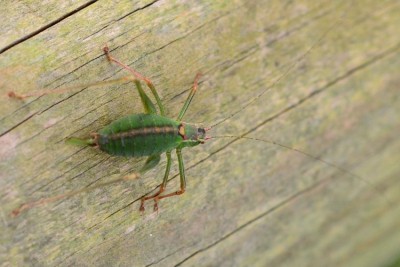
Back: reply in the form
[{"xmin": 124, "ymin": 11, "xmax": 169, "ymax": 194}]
[
  {"xmin": 140, "ymin": 151, "xmax": 172, "ymax": 212},
  {"xmin": 152, "ymin": 148, "xmax": 187, "ymax": 210}
]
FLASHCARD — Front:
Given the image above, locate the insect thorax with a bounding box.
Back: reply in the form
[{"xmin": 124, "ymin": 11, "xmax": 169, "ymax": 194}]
[{"xmin": 97, "ymin": 113, "xmax": 183, "ymax": 157}]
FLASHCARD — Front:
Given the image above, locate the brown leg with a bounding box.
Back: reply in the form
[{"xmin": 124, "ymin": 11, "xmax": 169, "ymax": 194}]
[
  {"xmin": 103, "ymin": 45, "xmax": 152, "ymax": 85},
  {"xmin": 139, "ymin": 185, "xmax": 165, "ymax": 213},
  {"xmin": 103, "ymin": 45, "xmax": 165, "ymax": 115},
  {"xmin": 151, "ymin": 149, "xmax": 186, "ymax": 212},
  {"xmin": 139, "ymin": 151, "xmax": 172, "ymax": 213},
  {"xmin": 154, "ymin": 188, "xmax": 185, "ymax": 204}
]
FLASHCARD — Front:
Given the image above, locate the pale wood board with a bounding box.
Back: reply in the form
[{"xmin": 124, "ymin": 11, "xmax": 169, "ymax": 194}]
[{"xmin": 1, "ymin": 0, "xmax": 399, "ymax": 266}]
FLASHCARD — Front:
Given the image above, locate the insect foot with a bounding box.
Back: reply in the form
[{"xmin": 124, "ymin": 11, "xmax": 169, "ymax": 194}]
[
  {"xmin": 153, "ymin": 197, "xmax": 160, "ymax": 213},
  {"xmin": 7, "ymin": 91, "xmax": 24, "ymax": 99},
  {"xmin": 139, "ymin": 198, "xmax": 146, "ymax": 214}
]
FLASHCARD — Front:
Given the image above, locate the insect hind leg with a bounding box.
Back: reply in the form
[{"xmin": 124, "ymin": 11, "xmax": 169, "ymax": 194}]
[{"xmin": 103, "ymin": 45, "xmax": 165, "ymax": 116}]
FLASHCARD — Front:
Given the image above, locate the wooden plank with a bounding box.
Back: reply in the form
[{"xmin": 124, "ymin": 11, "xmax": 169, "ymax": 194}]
[
  {"xmin": 0, "ymin": 0, "xmax": 96, "ymax": 50},
  {"xmin": 1, "ymin": 0, "xmax": 399, "ymax": 266}
]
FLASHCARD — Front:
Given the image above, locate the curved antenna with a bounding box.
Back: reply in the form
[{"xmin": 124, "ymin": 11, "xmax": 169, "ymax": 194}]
[{"xmin": 211, "ymin": 135, "xmax": 390, "ymax": 204}]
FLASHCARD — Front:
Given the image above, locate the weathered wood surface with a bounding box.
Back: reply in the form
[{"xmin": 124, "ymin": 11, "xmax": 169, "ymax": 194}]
[{"xmin": 1, "ymin": 1, "xmax": 399, "ymax": 266}]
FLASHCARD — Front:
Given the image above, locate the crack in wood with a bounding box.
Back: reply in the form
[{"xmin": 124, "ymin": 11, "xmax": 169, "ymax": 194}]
[
  {"xmin": 81, "ymin": 0, "xmax": 161, "ymax": 41},
  {"xmin": 0, "ymin": 0, "xmax": 99, "ymax": 54},
  {"xmin": 174, "ymin": 178, "xmax": 327, "ymax": 266}
]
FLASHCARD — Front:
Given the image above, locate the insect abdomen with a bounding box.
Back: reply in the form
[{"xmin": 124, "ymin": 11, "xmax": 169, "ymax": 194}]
[{"xmin": 97, "ymin": 113, "xmax": 182, "ymax": 157}]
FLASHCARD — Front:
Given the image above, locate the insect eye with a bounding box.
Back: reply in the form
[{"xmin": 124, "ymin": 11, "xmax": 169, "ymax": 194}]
[{"xmin": 198, "ymin": 128, "xmax": 206, "ymax": 135}]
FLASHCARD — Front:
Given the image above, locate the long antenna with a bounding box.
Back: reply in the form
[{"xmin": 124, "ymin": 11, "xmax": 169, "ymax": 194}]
[{"xmin": 212, "ymin": 135, "xmax": 390, "ymax": 203}]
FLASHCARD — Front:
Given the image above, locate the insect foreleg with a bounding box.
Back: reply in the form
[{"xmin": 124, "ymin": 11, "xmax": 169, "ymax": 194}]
[
  {"xmin": 103, "ymin": 45, "xmax": 165, "ymax": 116},
  {"xmin": 177, "ymin": 73, "xmax": 202, "ymax": 120},
  {"xmin": 140, "ymin": 151, "xmax": 172, "ymax": 212}
]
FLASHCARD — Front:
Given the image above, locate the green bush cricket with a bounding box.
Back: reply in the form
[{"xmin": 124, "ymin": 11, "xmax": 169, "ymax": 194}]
[
  {"xmin": 8, "ymin": 42, "xmax": 387, "ymax": 217},
  {"xmin": 9, "ymin": 46, "xmax": 209, "ymax": 215}
]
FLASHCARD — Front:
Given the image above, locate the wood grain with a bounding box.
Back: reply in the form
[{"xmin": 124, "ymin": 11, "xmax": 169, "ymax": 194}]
[{"xmin": 1, "ymin": 0, "xmax": 399, "ymax": 266}]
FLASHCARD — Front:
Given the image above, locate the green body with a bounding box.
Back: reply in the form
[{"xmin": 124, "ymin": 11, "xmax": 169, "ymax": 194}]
[
  {"xmin": 98, "ymin": 113, "xmax": 182, "ymax": 157},
  {"xmin": 66, "ymin": 50, "xmax": 204, "ymax": 212},
  {"xmin": 9, "ymin": 49, "xmax": 205, "ymax": 216}
]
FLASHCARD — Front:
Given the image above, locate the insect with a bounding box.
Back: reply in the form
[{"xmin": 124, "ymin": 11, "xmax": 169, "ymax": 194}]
[
  {"xmin": 9, "ymin": 46, "xmax": 210, "ymax": 215},
  {"xmin": 8, "ymin": 39, "xmax": 386, "ymax": 216}
]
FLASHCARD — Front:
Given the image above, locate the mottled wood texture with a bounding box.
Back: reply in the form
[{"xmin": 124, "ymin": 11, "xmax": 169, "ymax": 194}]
[{"xmin": 1, "ymin": 1, "xmax": 399, "ymax": 266}]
